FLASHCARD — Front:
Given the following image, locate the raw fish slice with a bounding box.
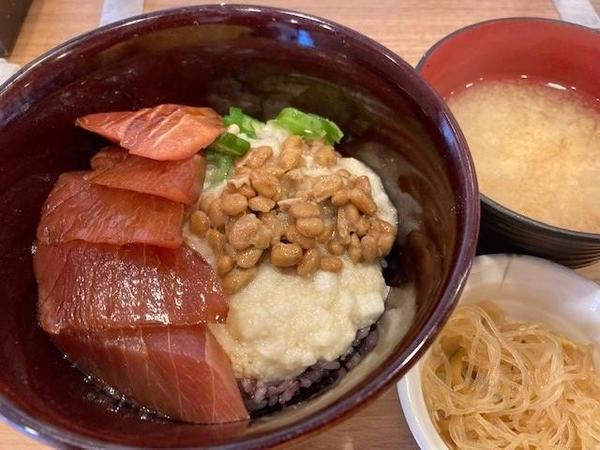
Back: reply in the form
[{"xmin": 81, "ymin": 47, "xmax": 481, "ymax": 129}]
[
  {"xmin": 76, "ymin": 105, "xmax": 224, "ymax": 161},
  {"xmin": 37, "ymin": 172, "xmax": 183, "ymax": 248},
  {"xmin": 53, "ymin": 325, "xmax": 249, "ymax": 423},
  {"xmin": 87, "ymin": 148, "xmax": 205, "ymax": 205},
  {"xmin": 90, "ymin": 146, "xmax": 126, "ymax": 170},
  {"xmin": 34, "ymin": 241, "xmax": 227, "ymax": 334}
]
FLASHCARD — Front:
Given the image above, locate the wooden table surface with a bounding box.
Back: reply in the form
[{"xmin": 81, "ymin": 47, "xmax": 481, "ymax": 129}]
[{"xmin": 3, "ymin": 0, "xmax": 600, "ymax": 449}]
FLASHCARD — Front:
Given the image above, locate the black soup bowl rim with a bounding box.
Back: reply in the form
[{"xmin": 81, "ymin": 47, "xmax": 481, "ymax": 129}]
[
  {"xmin": 482, "ymin": 195, "xmax": 600, "ymax": 243},
  {"xmin": 0, "ymin": 4, "xmax": 479, "ymax": 449},
  {"xmin": 416, "ymin": 16, "xmax": 600, "ymax": 244},
  {"xmin": 416, "ymin": 15, "xmax": 600, "ymax": 72}
]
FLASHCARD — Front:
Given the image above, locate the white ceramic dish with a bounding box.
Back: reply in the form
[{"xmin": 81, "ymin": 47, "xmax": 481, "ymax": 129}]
[{"xmin": 396, "ymin": 254, "xmax": 600, "ymax": 450}]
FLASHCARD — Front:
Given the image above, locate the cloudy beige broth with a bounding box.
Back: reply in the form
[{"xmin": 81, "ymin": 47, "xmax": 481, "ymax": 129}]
[{"xmin": 448, "ymin": 80, "xmax": 600, "ymax": 234}]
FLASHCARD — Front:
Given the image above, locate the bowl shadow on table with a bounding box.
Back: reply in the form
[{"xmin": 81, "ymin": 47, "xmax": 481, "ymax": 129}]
[{"xmin": 0, "ymin": 11, "xmax": 471, "ymax": 448}]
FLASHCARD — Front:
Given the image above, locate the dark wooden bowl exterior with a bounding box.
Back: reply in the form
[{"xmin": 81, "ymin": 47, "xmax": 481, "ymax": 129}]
[{"xmin": 0, "ymin": 5, "xmax": 479, "ymax": 449}]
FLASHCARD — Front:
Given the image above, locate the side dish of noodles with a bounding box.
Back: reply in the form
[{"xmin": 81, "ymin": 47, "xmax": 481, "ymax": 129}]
[{"xmin": 422, "ymin": 303, "xmax": 600, "ymax": 449}]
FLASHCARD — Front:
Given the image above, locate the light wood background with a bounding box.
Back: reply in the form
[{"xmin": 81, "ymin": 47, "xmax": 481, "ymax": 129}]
[{"xmin": 3, "ymin": 0, "xmax": 599, "ymax": 449}]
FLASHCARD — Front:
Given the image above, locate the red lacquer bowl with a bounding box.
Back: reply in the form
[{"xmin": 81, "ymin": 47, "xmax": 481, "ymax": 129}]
[
  {"xmin": 0, "ymin": 5, "xmax": 478, "ymax": 449},
  {"xmin": 417, "ymin": 18, "xmax": 600, "ymax": 267}
]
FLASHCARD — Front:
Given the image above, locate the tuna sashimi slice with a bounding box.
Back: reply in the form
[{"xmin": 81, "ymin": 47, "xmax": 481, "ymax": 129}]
[
  {"xmin": 87, "ymin": 147, "xmax": 205, "ymax": 205},
  {"xmin": 53, "ymin": 325, "xmax": 249, "ymax": 423},
  {"xmin": 90, "ymin": 146, "xmax": 127, "ymax": 170},
  {"xmin": 35, "ymin": 241, "xmax": 228, "ymax": 334},
  {"xmin": 37, "ymin": 172, "xmax": 183, "ymax": 248},
  {"xmin": 76, "ymin": 105, "xmax": 224, "ymax": 161}
]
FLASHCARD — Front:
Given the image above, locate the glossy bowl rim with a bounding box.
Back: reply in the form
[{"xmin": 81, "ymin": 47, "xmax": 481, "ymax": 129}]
[
  {"xmin": 396, "ymin": 253, "xmax": 600, "ymax": 449},
  {"xmin": 415, "ymin": 17, "xmax": 600, "ymax": 244},
  {"xmin": 0, "ymin": 4, "xmax": 479, "ymax": 449}
]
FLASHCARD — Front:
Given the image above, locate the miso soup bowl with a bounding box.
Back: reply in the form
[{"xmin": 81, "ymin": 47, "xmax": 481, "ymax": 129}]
[
  {"xmin": 417, "ymin": 18, "xmax": 600, "ymax": 268},
  {"xmin": 0, "ymin": 5, "xmax": 478, "ymax": 449}
]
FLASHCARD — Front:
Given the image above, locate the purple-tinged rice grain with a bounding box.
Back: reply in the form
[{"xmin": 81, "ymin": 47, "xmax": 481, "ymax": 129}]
[{"xmin": 241, "ymin": 324, "xmax": 379, "ymax": 416}]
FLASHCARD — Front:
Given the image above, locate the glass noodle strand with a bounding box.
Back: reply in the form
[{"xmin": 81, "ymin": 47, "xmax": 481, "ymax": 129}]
[{"xmin": 422, "ymin": 303, "xmax": 600, "ymax": 449}]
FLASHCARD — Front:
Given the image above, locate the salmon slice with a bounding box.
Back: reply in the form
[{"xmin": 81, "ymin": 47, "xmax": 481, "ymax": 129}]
[
  {"xmin": 53, "ymin": 325, "xmax": 249, "ymax": 423},
  {"xmin": 37, "ymin": 172, "xmax": 183, "ymax": 248},
  {"xmin": 87, "ymin": 147, "xmax": 205, "ymax": 205},
  {"xmin": 35, "ymin": 241, "xmax": 228, "ymax": 334},
  {"xmin": 76, "ymin": 105, "xmax": 224, "ymax": 161}
]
